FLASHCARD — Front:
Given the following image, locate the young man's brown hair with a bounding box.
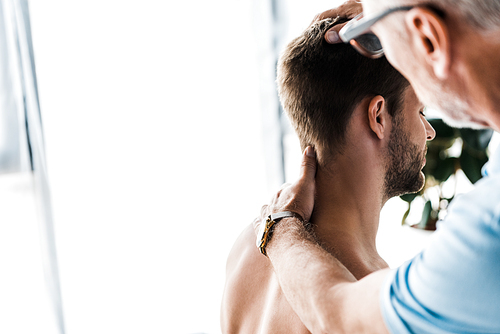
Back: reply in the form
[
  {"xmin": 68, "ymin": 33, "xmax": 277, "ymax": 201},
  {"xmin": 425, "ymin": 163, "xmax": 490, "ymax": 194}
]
[{"xmin": 277, "ymin": 18, "xmax": 410, "ymax": 160}]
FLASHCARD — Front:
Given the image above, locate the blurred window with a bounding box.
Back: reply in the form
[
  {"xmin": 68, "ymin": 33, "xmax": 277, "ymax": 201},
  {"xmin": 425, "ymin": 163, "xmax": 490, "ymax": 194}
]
[{"xmin": 0, "ymin": 1, "xmax": 63, "ymax": 333}]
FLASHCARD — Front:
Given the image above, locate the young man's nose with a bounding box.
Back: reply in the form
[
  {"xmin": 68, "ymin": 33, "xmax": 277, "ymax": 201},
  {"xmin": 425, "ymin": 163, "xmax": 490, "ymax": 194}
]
[{"xmin": 426, "ymin": 120, "xmax": 436, "ymax": 140}]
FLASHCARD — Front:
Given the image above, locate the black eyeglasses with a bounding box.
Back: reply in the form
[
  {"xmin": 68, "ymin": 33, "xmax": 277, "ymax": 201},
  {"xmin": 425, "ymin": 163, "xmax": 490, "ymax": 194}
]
[{"xmin": 339, "ymin": 6, "xmax": 414, "ymax": 58}]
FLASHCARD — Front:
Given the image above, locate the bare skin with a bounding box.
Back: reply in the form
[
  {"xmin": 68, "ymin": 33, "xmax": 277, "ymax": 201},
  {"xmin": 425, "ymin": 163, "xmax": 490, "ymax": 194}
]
[
  {"xmin": 221, "ymin": 88, "xmax": 435, "ymax": 333},
  {"xmin": 255, "ymin": 2, "xmax": 500, "ymax": 333},
  {"xmin": 221, "ymin": 224, "xmax": 315, "ymax": 334}
]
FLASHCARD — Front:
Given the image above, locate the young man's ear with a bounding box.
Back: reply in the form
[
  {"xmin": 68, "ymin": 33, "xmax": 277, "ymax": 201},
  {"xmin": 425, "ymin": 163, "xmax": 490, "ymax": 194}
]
[
  {"xmin": 367, "ymin": 95, "xmax": 389, "ymax": 140},
  {"xmin": 405, "ymin": 7, "xmax": 451, "ymax": 79}
]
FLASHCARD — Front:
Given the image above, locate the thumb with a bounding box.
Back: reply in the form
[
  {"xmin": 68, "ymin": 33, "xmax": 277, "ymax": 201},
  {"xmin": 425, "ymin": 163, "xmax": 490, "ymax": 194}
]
[
  {"xmin": 300, "ymin": 146, "xmax": 317, "ymax": 180},
  {"xmin": 325, "ymin": 22, "xmax": 348, "ymax": 44}
]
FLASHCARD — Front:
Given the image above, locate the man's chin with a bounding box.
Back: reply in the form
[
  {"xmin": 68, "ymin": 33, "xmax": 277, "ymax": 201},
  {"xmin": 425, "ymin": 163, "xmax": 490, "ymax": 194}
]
[
  {"xmin": 440, "ymin": 114, "xmax": 490, "ymax": 130},
  {"xmin": 428, "ymin": 105, "xmax": 490, "ymax": 129},
  {"xmin": 386, "ymin": 175, "xmax": 424, "ymax": 199},
  {"xmin": 400, "ymin": 173, "xmax": 425, "ymax": 197},
  {"xmin": 414, "ymin": 170, "xmax": 425, "ymax": 188},
  {"xmin": 416, "ymin": 83, "xmax": 492, "ymax": 130},
  {"xmin": 416, "ymin": 172, "xmax": 426, "ymax": 192}
]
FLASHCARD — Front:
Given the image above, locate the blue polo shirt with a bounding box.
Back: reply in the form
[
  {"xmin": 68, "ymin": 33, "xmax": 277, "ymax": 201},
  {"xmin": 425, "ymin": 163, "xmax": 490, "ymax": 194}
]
[{"xmin": 381, "ymin": 145, "xmax": 500, "ymax": 333}]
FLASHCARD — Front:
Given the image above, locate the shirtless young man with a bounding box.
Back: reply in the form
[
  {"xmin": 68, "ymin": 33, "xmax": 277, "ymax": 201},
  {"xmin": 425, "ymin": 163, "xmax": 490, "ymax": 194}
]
[
  {"xmin": 251, "ymin": 1, "xmax": 500, "ymax": 332},
  {"xmin": 220, "ymin": 17, "xmax": 435, "ymax": 334}
]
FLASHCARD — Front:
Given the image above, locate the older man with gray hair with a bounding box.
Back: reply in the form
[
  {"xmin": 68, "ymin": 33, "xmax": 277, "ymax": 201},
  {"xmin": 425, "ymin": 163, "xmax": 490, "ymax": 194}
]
[{"xmin": 254, "ymin": 0, "xmax": 500, "ymax": 333}]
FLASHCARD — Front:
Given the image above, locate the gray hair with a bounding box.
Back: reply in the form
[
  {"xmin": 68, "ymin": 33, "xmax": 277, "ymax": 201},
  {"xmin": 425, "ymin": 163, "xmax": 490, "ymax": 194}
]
[
  {"xmin": 384, "ymin": 0, "xmax": 500, "ymax": 30},
  {"xmin": 444, "ymin": 0, "xmax": 500, "ymax": 30}
]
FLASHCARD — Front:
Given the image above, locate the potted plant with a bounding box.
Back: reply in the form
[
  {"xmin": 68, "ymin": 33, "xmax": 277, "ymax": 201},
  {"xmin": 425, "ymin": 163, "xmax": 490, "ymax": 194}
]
[{"xmin": 400, "ymin": 119, "xmax": 493, "ymax": 230}]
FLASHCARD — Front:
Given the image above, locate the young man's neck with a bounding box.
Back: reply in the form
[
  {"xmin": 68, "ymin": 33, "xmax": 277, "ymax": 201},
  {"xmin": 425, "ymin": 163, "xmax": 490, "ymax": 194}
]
[{"xmin": 310, "ymin": 160, "xmax": 388, "ymax": 279}]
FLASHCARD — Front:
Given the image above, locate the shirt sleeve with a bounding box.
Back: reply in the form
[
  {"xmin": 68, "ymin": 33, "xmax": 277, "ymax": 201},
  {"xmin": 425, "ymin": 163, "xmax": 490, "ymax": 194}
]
[{"xmin": 380, "ymin": 175, "xmax": 500, "ymax": 334}]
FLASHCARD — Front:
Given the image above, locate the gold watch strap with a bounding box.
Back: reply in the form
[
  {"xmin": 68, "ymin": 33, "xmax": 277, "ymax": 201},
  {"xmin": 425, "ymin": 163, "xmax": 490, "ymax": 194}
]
[{"xmin": 258, "ymin": 211, "xmax": 303, "ymax": 257}]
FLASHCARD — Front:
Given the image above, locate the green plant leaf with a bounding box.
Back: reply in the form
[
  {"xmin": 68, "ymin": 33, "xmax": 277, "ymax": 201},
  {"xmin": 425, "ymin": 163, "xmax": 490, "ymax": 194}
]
[
  {"xmin": 423, "ymin": 145, "xmax": 444, "ymax": 177},
  {"xmin": 460, "ymin": 148, "xmax": 488, "ymax": 184},
  {"xmin": 400, "ymin": 122, "xmax": 492, "ymax": 232},
  {"xmin": 431, "ymin": 157, "xmax": 457, "ymax": 182},
  {"xmin": 415, "ymin": 200, "xmax": 432, "ymax": 229},
  {"xmin": 459, "ymin": 128, "xmax": 493, "ymax": 151},
  {"xmin": 428, "ymin": 119, "xmax": 457, "ymax": 140},
  {"xmin": 400, "ymin": 193, "xmax": 418, "ymax": 203},
  {"xmin": 401, "ymin": 202, "xmax": 411, "ymax": 226},
  {"xmin": 412, "ymin": 200, "xmax": 438, "ymax": 231}
]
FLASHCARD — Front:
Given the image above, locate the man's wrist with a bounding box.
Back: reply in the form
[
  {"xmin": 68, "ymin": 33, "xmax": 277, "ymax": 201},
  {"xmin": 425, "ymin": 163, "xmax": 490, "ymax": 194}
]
[
  {"xmin": 266, "ymin": 217, "xmax": 313, "ymax": 255},
  {"xmin": 258, "ymin": 212, "xmax": 304, "ymax": 256}
]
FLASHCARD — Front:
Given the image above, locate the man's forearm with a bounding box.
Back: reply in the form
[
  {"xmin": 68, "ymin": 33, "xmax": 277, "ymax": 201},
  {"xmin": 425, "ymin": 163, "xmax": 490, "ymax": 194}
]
[
  {"xmin": 267, "ymin": 217, "xmax": 355, "ymax": 332},
  {"xmin": 267, "ymin": 217, "xmax": 390, "ymax": 334}
]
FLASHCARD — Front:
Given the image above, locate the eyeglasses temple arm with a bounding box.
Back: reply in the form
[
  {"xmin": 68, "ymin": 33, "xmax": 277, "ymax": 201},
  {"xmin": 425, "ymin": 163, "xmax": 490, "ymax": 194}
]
[{"xmin": 339, "ymin": 6, "xmax": 414, "ymax": 42}]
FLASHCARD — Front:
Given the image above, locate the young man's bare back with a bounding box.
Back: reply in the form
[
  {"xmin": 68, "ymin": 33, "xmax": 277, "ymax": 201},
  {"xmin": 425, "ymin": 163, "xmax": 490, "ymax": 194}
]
[
  {"xmin": 221, "ymin": 215, "xmax": 395, "ymax": 333},
  {"xmin": 221, "ymin": 224, "xmax": 312, "ymax": 333},
  {"xmin": 220, "ymin": 18, "xmax": 435, "ymax": 334}
]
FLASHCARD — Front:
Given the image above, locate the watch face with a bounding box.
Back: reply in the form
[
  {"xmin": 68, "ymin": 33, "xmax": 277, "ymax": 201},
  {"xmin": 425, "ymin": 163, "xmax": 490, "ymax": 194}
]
[{"xmin": 256, "ymin": 218, "xmax": 268, "ymax": 248}]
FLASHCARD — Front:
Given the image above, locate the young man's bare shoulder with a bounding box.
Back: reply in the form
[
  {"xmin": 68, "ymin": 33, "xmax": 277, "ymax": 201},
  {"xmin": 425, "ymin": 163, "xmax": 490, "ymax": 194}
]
[
  {"xmin": 226, "ymin": 223, "xmax": 272, "ymax": 276},
  {"xmin": 221, "ymin": 224, "xmax": 312, "ymax": 334},
  {"xmin": 221, "ymin": 224, "xmax": 272, "ymax": 333}
]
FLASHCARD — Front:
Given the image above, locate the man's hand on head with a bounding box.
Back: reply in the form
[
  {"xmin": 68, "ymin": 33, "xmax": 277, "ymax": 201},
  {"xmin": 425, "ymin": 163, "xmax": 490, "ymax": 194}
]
[
  {"xmin": 310, "ymin": 0, "xmax": 362, "ymax": 44},
  {"xmin": 253, "ymin": 146, "xmax": 317, "ymax": 237}
]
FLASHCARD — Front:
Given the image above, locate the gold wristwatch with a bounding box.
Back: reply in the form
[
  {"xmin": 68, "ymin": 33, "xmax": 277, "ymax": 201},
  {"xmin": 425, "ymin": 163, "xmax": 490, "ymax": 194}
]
[{"xmin": 256, "ymin": 211, "xmax": 302, "ymax": 257}]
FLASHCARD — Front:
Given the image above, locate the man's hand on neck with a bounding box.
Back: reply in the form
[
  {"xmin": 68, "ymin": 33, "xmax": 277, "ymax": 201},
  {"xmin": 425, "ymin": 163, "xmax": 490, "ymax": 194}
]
[
  {"xmin": 253, "ymin": 146, "xmax": 390, "ymax": 334},
  {"xmin": 254, "ymin": 146, "xmax": 317, "ymax": 234}
]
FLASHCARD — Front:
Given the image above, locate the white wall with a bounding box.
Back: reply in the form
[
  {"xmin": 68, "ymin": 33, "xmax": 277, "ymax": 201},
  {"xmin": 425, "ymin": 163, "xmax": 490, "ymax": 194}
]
[{"xmin": 29, "ymin": 1, "xmax": 269, "ymax": 333}]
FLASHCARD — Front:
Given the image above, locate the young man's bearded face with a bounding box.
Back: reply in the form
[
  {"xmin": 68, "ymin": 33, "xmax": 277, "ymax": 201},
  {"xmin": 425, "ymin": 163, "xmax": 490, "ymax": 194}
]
[{"xmin": 384, "ymin": 120, "xmax": 427, "ymax": 199}]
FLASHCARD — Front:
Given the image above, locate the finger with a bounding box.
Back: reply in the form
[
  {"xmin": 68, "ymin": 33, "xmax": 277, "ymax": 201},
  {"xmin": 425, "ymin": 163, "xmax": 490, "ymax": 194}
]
[
  {"xmin": 324, "ymin": 22, "xmax": 348, "ymax": 44},
  {"xmin": 276, "ymin": 182, "xmax": 292, "ymax": 197},
  {"xmin": 312, "ymin": 0, "xmax": 362, "ymax": 23},
  {"xmin": 300, "ymin": 146, "xmax": 317, "ymax": 181},
  {"xmin": 252, "ymin": 216, "xmax": 261, "ymax": 236},
  {"xmin": 260, "ymin": 204, "xmax": 269, "ymax": 219},
  {"xmin": 280, "ymin": 182, "xmax": 292, "ymax": 190},
  {"xmin": 272, "ymin": 192, "xmax": 280, "ymax": 206},
  {"xmin": 339, "ymin": 0, "xmax": 363, "ymax": 19},
  {"xmin": 311, "ymin": 8, "xmax": 339, "ymax": 24}
]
